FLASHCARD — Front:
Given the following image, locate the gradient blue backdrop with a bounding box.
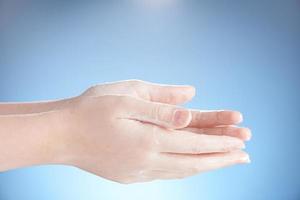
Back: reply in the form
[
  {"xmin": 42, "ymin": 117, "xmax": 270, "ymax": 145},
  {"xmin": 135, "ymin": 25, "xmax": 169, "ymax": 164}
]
[{"xmin": 0, "ymin": 0, "xmax": 300, "ymax": 199}]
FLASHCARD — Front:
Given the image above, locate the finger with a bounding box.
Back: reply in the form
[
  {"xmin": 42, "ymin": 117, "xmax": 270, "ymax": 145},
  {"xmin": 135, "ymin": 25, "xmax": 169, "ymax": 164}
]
[
  {"xmin": 133, "ymin": 80, "xmax": 196, "ymax": 105},
  {"xmin": 183, "ymin": 126, "xmax": 252, "ymax": 141},
  {"xmin": 122, "ymin": 96, "xmax": 192, "ymax": 129},
  {"xmin": 83, "ymin": 80, "xmax": 196, "ymax": 105},
  {"xmin": 154, "ymin": 150, "xmax": 250, "ymax": 175},
  {"xmin": 188, "ymin": 110, "xmax": 243, "ymax": 128},
  {"xmin": 156, "ymin": 128, "xmax": 245, "ymax": 154}
]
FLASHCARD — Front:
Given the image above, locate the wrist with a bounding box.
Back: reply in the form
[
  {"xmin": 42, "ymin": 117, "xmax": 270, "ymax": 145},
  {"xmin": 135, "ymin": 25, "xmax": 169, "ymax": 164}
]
[{"xmin": 44, "ymin": 97, "xmax": 79, "ymax": 166}]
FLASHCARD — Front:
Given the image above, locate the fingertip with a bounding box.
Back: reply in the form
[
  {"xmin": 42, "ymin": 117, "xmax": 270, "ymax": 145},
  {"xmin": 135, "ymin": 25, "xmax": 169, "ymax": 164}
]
[
  {"xmin": 231, "ymin": 111, "xmax": 243, "ymax": 124},
  {"xmin": 185, "ymin": 85, "xmax": 196, "ymax": 97},
  {"xmin": 234, "ymin": 127, "xmax": 252, "ymax": 141},
  {"xmin": 173, "ymin": 109, "xmax": 192, "ymax": 128},
  {"xmin": 241, "ymin": 127, "xmax": 252, "ymax": 141},
  {"xmin": 178, "ymin": 85, "xmax": 196, "ymax": 103},
  {"xmin": 240, "ymin": 152, "xmax": 251, "ymax": 164},
  {"xmin": 229, "ymin": 150, "xmax": 250, "ymax": 164}
]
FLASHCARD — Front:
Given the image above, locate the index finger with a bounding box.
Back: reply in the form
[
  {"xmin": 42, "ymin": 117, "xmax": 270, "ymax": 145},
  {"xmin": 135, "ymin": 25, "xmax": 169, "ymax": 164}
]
[{"xmin": 188, "ymin": 110, "xmax": 243, "ymax": 128}]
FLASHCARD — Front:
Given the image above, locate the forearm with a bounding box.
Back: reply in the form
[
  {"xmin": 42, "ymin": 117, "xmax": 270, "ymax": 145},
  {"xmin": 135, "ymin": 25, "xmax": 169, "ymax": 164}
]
[
  {"xmin": 0, "ymin": 97, "xmax": 75, "ymax": 115},
  {"xmin": 0, "ymin": 108, "xmax": 70, "ymax": 171}
]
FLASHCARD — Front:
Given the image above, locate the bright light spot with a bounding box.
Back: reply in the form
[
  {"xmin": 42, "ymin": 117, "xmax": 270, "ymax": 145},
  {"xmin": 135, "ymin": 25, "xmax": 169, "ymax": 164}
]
[{"xmin": 131, "ymin": 0, "xmax": 179, "ymax": 10}]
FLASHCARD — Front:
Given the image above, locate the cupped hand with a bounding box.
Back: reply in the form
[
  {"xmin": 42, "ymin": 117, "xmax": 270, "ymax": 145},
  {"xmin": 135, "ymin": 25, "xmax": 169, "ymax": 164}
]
[
  {"xmin": 59, "ymin": 94, "xmax": 249, "ymax": 184},
  {"xmin": 81, "ymin": 80, "xmax": 251, "ymax": 141}
]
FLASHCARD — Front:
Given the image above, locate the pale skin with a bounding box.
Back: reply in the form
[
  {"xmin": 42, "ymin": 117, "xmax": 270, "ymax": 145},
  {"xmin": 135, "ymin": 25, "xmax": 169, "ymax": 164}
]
[{"xmin": 0, "ymin": 80, "xmax": 251, "ymax": 184}]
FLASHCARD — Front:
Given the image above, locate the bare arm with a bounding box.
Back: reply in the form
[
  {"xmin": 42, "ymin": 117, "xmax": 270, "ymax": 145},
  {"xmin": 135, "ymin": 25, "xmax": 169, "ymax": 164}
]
[
  {"xmin": 0, "ymin": 105, "xmax": 69, "ymax": 171},
  {"xmin": 0, "ymin": 80, "xmax": 250, "ymax": 184}
]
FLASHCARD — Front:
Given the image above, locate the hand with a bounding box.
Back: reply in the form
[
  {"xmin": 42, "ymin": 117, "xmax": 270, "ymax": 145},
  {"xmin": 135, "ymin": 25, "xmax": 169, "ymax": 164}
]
[
  {"xmin": 0, "ymin": 80, "xmax": 251, "ymax": 184},
  {"xmin": 82, "ymin": 80, "xmax": 251, "ymax": 141},
  {"xmin": 0, "ymin": 80, "xmax": 250, "ymax": 141},
  {"xmin": 59, "ymin": 94, "xmax": 248, "ymax": 184}
]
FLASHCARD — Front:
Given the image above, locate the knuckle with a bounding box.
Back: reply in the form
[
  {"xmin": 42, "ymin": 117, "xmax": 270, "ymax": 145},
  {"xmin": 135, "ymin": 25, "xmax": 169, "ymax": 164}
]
[
  {"xmin": 156, "ymin": 105, "xmax": 173, "ymax": 123},
  {"xmin": 151, "ymin": 104, "xmax": 161, "ymax": 121},
  {"xmin": 195, "ymin": 112, "xmax": 204, "ymax": 122},
  {"xmin": 128, "ymin": 79, "xmax": 144, "ymax": 87},
  {"xmin": 216, "ymin": 111, "xmax": 222, "ymax": 123},
  {"xmin": 128, "ymin": 80, "xmax": 150, "ymax": 100}
]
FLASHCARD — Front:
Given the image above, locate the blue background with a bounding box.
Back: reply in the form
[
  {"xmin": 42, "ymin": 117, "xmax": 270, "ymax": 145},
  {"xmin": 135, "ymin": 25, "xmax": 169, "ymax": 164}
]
[{"xmin": 0, "ymin": 0, "xmax": 300, "ymax": 199}]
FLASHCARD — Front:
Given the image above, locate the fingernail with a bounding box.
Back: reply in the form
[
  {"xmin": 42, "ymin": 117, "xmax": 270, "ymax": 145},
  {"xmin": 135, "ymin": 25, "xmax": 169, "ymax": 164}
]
[
  {"xmin": 173, "ymin": 109, "xmax": 190, "ymax": 127},
  {"xmin": 243, "ymin": 128, "xmax": 252, "ymax": 141},
  {"xmin": 186, "ymin": 86, "xmax": 196, "ymax": 96},
  {"xmin": 240, "ymin": 154, "xmax": 251, "ymax": 163},
  {"xmin": 219, "ymin": 111, "xmax": 243, "ymax": 123},
  {"xmin": 236, "ymin": 112, "xmax": 243, "ymax": 123}
]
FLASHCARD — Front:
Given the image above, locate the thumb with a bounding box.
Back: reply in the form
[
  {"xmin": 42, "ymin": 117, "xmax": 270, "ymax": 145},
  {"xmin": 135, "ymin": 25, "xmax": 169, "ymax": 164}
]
[{"xmin": 123, "ymin": 97, "xmax": 192, "ymax": 129}]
